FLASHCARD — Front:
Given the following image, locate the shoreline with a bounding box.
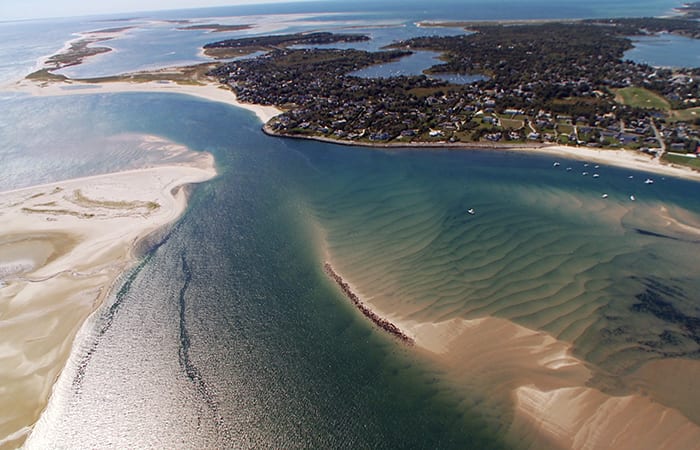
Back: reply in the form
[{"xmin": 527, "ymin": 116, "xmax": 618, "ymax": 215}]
[
  {"xmin": 9, "ymin": 73, "xmax": 699, "ymax": 184},
  {"xmin": 263, "ymin": 124, "xmax": 700, "ymax": 182},
  {"xmin": 0, "ymin": 156, "xmax": 216, "ymax": 448},
  {"xmin": 6, "ymin": 77, "xmax": 283, "ymax": 125}
]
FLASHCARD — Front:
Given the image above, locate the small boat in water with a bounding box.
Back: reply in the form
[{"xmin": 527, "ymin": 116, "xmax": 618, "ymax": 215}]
[
  {"xmin": 553, "ymin": 162, "xmax": 561, "ymax": 167},
  {"xmin": 582, "ymin": 171, "xmax": 588, "ymax": 176},
  {"xmin": 602, "ymin": 193, "xmax": 608, "ymax": 198},
  {"xmin": 644, "ymin": 178, "xmax": 654, "ymax": 184},
  {"xmin": 467, "ymin": 208, "xmax": 475, "ymax": 215},
  {"xmin": 630, "ymin": 195, "xmax": 636, "ymax": 201},
  {"xmin": 593, "ymin": 173, "xmax": 599, "ymax": 178}
]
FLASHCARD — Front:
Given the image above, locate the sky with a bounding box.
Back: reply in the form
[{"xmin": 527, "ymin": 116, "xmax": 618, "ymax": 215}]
[{"xmin": 0, "ymin": 0, "xmax": 300, "ymax": 21}]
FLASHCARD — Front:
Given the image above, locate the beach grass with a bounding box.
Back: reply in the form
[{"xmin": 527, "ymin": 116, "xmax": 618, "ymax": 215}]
[{"xmin": 71, "ymin": 189, "xmax": 160, "ymax": 211}]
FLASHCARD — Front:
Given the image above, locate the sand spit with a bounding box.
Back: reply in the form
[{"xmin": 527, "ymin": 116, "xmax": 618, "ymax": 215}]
[
  {"xmin": 0, "ymin": 157, "xmax": 215, "ymax": 449},
  {"xmin": 513, "ymin": 384, "xmax": 700, "ymax": 449},
  {"xmin": 7, "ymin": 78, "xmax": 282, "ymax": 125}
]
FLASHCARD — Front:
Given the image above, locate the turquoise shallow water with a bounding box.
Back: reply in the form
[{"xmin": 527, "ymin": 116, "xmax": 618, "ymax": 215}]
[
  {"xmin": 24, "ymin": 93, "xmax": 510, "ymax": 448},
  {"xmin": 19, "ymin": 92, "xmax": 700, "ymax": 448},
  {"xmin": 302, "ymin": 146, "xmax": 700, "ymax": 377}
]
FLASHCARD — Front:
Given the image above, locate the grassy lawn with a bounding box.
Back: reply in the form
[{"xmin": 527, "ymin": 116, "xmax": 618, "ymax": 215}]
[
  {"xmin": 500, "ymin": 118, "xmax": 524, "ymax": 129},
  {"xmin": 663, "ymin": 153, "xmax": 700, "ymax": 169},
  {"xmin": 556, "ymin": 123, "xmax": 574, "ymax": 134},
  {"xmin": 669, "ymin": 107, "xmax": 700, "ymax": 122},
  {"xmin": 614, "ymin": 87, "xmax": 670, "ymax": 110}
]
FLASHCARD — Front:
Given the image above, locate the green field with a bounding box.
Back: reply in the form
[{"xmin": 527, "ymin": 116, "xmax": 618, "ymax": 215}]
[
  {"xmin": 556, "ymin": 123, "xmax": 574, "ymax": 134},
  {"xmin": 663, "ymin": 153, "xmax": 700, "ymax": 169},
  {"xmin": 670, "ymin": 107, "xmax": 700, "ymax": 122},
  {"xmin": 614, "ymin": 87, "xmax": 670, "ymax": 110},
  {"xmin": 499, "ymin": 118, "xmax": 524, "ymax": 129}
]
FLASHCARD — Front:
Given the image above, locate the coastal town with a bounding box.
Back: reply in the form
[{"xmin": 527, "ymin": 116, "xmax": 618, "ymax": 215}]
[{"xmin": 208, "ymin": 17, "xmax": 700, "ymax": 168}]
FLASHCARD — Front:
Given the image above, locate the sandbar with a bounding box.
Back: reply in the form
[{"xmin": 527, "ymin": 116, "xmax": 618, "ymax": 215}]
[
  {"xmin": 0, "ymin": 153, "xmax": 216, "ymax": 449},
  {"xmin": 7, "ymin": 77, "xmax": 282, "ymax": 125},
  {"xmin": 323, "ymin": 258, "xmax": 700, "ymax": 449}
]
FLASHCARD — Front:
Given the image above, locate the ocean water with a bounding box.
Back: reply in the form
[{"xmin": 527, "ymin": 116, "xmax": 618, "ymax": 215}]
[
  {"xmin": 1, "ymin": 0, "xmax": 691, "ymax": 84},
  {"xmin": 21, "ymin": 91, "xmax": 700, "ymax": 448},
  {"xmin": 2, "ymin": 0, "xmax": 700, "ymax": 448},
  {"xmin": 23, "ymin": 93, "xmax": 510, "ymax": 448}
]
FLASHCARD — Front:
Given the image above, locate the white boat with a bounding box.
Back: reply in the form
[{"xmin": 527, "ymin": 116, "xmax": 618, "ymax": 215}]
[
  {"xmin": 566, "ymin": 167, "xmax": 572, "ymax": 171},
  {"xmin": 467, "ymin": 208, "xmax": 475, "ymax": 215},
  {"xmin": 602, "ymin": 193, "xmax": 609, "ymax": 198},
  {"xmin": 644, "ymin": 178, "xmax": 654, "ymax": 184},
  {"xmin": 630, "ymin": 195, "xmax": 636, "ymax": 201},
  {"xmin": 593, "ymin": 173, "xmax": 599, "ymax": 178},
  {"xmin": 582, "ymin": 171, "xmax": 588, "ymax": 176},
  {"xmin": 553, "ymin": 162, "xmax": 561, "ymax": 167}
]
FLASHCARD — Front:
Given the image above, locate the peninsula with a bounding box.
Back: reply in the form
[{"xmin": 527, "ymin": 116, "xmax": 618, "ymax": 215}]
[{"xmin": 208, "ymin": 20, "xmax": 700, "ymax": 170}]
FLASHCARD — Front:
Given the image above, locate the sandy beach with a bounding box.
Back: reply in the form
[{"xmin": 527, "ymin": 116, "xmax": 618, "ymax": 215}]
[
  {"xmin": 7, "ymin": 78, "xmax": 283, "ymax": 124},
  {"xmin": 0, "ymin": 149, "xmax": 215, "ymax": 448},
  {"xmin": 264, "ymin": 126, "xmax": 700, "ymax": 183},
  {"xmin": 524, "ymin": 144, "xmax": 700, "ymax": 182},
  {"xmin": 2, "ymin": 38, "xmax": 698, "ymax": 449},
  {"xmin": 9, "ymin": 71, "xmax": 700, "ymax": 184},
  {"xmin": 0, "ymin": 68, "xmax": 278, "ymax": 449}
]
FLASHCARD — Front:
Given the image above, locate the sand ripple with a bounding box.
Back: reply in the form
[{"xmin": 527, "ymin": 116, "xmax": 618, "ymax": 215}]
[{"xmin": 310, "ymin": 162, "xmax": 700, "ymax": 448}]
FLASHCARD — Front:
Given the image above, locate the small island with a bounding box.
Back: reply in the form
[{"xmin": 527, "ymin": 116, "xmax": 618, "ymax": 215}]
[{"xmin": 202, "ymin": 31, "xmax": 371, "ymax": 59}]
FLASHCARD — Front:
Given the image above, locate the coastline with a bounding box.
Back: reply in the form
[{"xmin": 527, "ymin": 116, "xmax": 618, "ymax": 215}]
[
  {"xmin": 0, "ymin": 155, "xmax": 216, "ymax": 448},
  {"xmin": 10, "ymin": 71, "xmax": 698, "ymax": 184},
  {"xmin": 0, "ymin": 66, "xmax": 279, "ymax": 449},
  {"xmin": 2, "ymin": 15, "xmax": 698, "ymax": 447},
  {"xmin": 263, "ymin": 124, "xmax": 700, "ymax": 182},
  {"xmin": 6, "ymin": 77, "xmax": 283, "ymax": 125}
]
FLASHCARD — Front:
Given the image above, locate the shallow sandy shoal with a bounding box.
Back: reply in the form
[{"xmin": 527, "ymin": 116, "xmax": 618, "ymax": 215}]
[{"xmin": 0, "ymin": 160, "xmax": 215, "ymax": 449}]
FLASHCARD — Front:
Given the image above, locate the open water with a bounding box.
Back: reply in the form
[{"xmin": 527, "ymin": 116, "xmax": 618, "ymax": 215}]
[{"xmin": 1, "ymin": 1, "xmax": 700, "ymax": 448}]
